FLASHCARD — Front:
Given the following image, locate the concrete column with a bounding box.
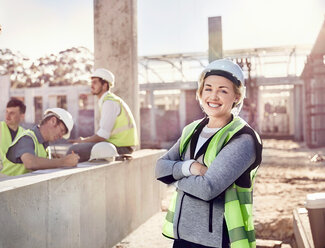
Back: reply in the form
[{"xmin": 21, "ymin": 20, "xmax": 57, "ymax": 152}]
[
  {"xmin": 0, "ymin": 75, "xmax": 10, "ymax": 120},
  {"xmin": 94, "ymin": 0, "xmax": 139, "ymax": 143},
  {"xmin": 179, "ymin": 90, "xmax": 186, "ymax": 131},
  {"xmin": 25, "ymin": 89, "xmax": 35, "ymax": 123},
  {"xmin": 67, "ymin": 92, "xmax": 79, "ymax": 138},
  {"xmin": 149, "ymin": 91, "xmax": 156, "ymax": 141},
  {"xmin": 208, "ymin": 16, "xmax": 223, "ymax": 62},
  {"xmin": 48, "ymin": 96, "xmax": 57, "ymax": 108}
]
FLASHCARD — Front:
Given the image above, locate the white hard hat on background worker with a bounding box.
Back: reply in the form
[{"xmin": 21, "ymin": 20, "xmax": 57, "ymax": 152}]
[
  {"xmin": 43, "ymin": 108, "xmax": 74, "ymax": 139},
  {"xmin": 91, "ymin": 68, "xmax": 115, "ymax": 88}
]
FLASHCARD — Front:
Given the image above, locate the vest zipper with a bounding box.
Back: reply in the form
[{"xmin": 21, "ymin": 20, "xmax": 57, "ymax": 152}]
[
  {"xmin": 209, "ymin": 200, "xmax": 213, "ymax": 232},
  {"xmin": 176, "ymin": 193, "xmax": 185, "ymax": 239}
]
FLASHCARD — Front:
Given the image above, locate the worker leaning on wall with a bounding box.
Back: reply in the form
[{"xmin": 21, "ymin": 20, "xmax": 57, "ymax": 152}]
[
  {"xmin": 0, "ymin": 98, "xmax": 26, "ymax": 169},
  {"xmin": 67, "ymin": 68, "xmax": 139, "ymax": 162},
  {"xmin": 1, "ymin": 108, "xmax": 80, "ymax": 176}
]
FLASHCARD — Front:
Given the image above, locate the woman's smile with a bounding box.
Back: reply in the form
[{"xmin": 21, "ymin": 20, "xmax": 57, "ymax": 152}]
[{"xmin": 207, "ymin": 102, "xmax": 221, "ymax": 108}]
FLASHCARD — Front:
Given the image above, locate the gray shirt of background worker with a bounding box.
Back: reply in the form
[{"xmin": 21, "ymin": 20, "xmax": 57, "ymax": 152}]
[{"xmin": 6, "ymin": 126, "xmax": 49, "ymax": 164}]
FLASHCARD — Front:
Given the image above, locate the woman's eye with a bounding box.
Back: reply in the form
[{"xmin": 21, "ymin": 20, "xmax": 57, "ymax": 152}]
[
  {"xmin": 204, "ymin": 88, "xmax": 212, "ymax": 91},
  {"xmin": 221, "ymin": 90, "xmax": 228, "ymax": 94}
]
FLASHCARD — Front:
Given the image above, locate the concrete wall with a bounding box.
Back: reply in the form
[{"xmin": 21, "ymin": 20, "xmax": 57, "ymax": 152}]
[{"xmin": 0, "ymin": 149, "xmax": 165, "ymax": 248}]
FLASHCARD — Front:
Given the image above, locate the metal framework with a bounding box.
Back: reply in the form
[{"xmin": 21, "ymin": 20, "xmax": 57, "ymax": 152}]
[{"xmin": 138, "ymin": 45, "xmax": 311, "ymax": 85}]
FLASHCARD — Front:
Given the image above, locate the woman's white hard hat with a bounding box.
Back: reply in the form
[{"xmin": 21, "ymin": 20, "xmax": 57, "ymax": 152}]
[
  {"xmin": 43, "ymin": 108, "xmax": 74, "ymax": 139},
  {"xmin": 91, "ymin": 68, "xmax": 115, "ymax": 88},
  {"xmin": 199, "ymin": 59, "xmax": 245, "ymax": 87}
]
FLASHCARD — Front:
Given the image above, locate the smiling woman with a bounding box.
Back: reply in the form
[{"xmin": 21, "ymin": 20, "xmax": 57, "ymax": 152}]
[{"xmin": 155, "ymin": 59, "xmax": 263, "ymax": 248}]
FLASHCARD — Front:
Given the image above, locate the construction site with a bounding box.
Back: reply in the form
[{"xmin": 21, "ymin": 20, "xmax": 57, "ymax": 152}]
[{"xmin": 0, "ymin": 0, "xmax": 325, "ymax": 248}]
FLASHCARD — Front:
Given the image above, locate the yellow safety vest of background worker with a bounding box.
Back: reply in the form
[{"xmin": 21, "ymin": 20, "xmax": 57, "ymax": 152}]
[{"xmin": 0, "ymin": 99, "xmax": 26, "ymax": 167}]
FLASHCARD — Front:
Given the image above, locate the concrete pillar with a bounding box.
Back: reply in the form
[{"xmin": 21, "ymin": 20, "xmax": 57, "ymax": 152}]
[
  {"xmin": 0, "ymin": 75, "xmax": 10, "ymax": 120},
  {"xmin": 48, "ymin": 96, "xmax": 57, "ymax": 108},
  {"xmin": 149, "ymin": 91, "xmax": 156, "ymax": 142},
  {"xmin": 67, "ymin": 92, "xmax": 79, "ymax": 138},
  {"xmin": 94, "ymin": 0, "xmax": 139, "ymax": 143},
  {"xmin": 293, "ymin": 86, "xmax": 298, "ymax": 140},
  {"xmin": 179, "ymin": 90, "xmax": 186, "ymax": 130},
  {"xmin": 208, "ymin": 16, "xmax": 223, "ymax": 62},
  {"xmin": 25, "ymin": 89, "xmax": 35, "ymax": 123}
]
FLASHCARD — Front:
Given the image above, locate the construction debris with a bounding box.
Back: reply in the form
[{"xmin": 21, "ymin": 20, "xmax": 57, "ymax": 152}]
[{"xmin": 310, "ymin": 153, "xmax": 325, "ymax": 162}]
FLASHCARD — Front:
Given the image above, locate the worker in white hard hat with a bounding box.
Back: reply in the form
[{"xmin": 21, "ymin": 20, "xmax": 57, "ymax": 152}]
[
  {"xmin": 156, "ymin": 59, "xmax": 262, "ymax": 248},
  {"xmin": 1, "ymin": 108, "xmax": 80, "ymax": 176},
  {"xmin": 68, "ymin": 68, "xmax": 138, "ymax": 162}
]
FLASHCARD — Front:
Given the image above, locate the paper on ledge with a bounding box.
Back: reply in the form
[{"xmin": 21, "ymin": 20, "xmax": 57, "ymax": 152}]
[{"xmin": 32, "ymin": 161, "xmax": 106, "ymax": 174}]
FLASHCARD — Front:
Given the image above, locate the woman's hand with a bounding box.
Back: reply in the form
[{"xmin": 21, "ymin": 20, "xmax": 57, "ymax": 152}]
[{"xmin": 190, "ymin": 162, "xmax": 208, "ymax": 176}]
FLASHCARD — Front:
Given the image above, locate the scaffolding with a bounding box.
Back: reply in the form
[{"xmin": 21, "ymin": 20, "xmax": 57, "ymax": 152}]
[{"xmin": 138, "ymin": 45, "xmax": 311, "ymax": 85}]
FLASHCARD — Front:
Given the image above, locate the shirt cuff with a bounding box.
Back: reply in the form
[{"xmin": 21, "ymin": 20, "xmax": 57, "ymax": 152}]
[
  {"xmin": 182, "ymin": 160, "xmax": 195, "ymax": 176},
  {"xmin": 96, "ymin": 128, "xmax": 110, "ymax": 139}
]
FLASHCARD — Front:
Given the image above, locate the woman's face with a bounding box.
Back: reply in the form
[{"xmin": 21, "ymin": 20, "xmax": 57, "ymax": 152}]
[{"xmin": 200, "ymin": 75, "xmax": 239, "ymax": 126}]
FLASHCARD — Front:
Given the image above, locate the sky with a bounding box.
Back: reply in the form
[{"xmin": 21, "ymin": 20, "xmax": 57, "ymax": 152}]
[{"xmin": 1, "ymin": 0, "xmax": 325, "ymax": 59}]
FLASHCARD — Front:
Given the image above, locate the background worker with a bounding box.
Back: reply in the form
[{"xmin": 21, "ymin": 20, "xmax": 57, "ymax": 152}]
[
  {"xmin": 1, "ymin": 108, "xmax": 79, "ymax": 176},
  {"xmin": 156, "ymin": 59, "xmax": 262, "ymax": 248},
  {"xmin": 0, "ymin": 98, "xmax": 26, "ymax": 167},
  {"xmin": 68, "ymin": 68, "xmax": 138, "ymax": 162}
]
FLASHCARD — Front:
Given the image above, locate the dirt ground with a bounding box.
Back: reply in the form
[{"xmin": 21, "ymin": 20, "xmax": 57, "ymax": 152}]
[
  {"xmin": 254, "ymin": 139, "xmax": 325, "ymax": 244},
  {"xmin": 114, "ymin": 139, "xmax": 325, "ymax": 248}
]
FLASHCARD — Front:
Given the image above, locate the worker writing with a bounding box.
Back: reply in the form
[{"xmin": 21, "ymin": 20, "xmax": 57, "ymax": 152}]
[
  {"xmin": 68, "ymin": 68, "xmax": 138, "ymax": 162},
  {"xmin": 1, "ymin": 108, "xmax": 80, "ymax": 176},
  {"xmin": 0, "ymin": 98, "xmax": 26, "ymax": 168}
]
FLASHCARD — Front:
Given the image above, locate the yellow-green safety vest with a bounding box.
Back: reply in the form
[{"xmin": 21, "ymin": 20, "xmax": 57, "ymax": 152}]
[
  {"xmin": 101, "ymin": 92, "xmax": 138, "ymax": 147},
  {"xmin": 1, "ymin": 129, "xmax": 48, "ymax": 176},
  {"xmin": 0, "ymin": 121, "xmax": 24, "ymax": 164},
  {"xmin": 163, "ymin": 116, "xmax": 260, "ymax": 248}
]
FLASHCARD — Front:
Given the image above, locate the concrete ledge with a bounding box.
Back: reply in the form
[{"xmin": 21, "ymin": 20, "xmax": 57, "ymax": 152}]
[
  {"xmin": 293, "ymin": 208, "xmax": 314, "ymax": 248},
  {"xmin": 0, "ymin": 149, "xmax": 166, "ymax": 248}
]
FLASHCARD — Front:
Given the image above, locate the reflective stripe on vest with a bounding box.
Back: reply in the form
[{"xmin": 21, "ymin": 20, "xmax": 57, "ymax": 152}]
[
  {"xmin": 0, "ymin": 121, "xmax": 24, "ymax": 163},
  {"xmin": 1, "ymin": 129, "xmax": 48, "ymax": 176},
  {"xmin": 163, "ymin": 117, "xmax": 258, "ymax": 248},
  {"xmin": 101, "ymin": 92, "xmax": 138, "ymax": 147}
]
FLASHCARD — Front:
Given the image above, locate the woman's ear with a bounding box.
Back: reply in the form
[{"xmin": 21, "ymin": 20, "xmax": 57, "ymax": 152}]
[
  {"xmin": 232, "ymin": 97, "xmax": 240, "ymax": 108},
  {"xmin": 235, "ymin": 94, "xmax": 241, "ymax": 104}
]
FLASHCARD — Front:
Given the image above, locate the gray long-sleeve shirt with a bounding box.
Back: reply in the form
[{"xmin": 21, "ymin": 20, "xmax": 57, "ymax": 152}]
[
  {"xmin": 6, "ymin": 126, "xmax": 49, "ymax": 163},
  {"xmin": 156, "ymin": 132, "xmax": 256, "ymax": 247}
]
